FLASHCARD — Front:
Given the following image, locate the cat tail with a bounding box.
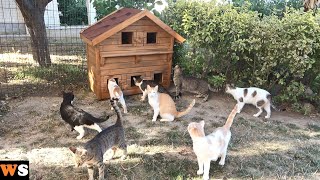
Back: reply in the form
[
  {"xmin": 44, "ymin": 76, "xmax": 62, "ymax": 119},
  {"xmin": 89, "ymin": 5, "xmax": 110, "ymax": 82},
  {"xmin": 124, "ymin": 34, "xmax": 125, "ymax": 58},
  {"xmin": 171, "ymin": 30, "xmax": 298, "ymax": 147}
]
[
  {"xmin": 267, "ymin": 94, "xmax": 285, "ymax": 111},
  {"xmin": 223, "ymin": 104, "xmax": 238, "ymax": 129},
  {"xmin": 110, "ymin": 97, "xmax": 123, "ymax": 126},
  {"xmin": 176, "ymin": 99, "xmax": 196, "ymax": 118},
  {"xmin": 208, "ymin": 84, "xmax": 218, "ymax": 92}
]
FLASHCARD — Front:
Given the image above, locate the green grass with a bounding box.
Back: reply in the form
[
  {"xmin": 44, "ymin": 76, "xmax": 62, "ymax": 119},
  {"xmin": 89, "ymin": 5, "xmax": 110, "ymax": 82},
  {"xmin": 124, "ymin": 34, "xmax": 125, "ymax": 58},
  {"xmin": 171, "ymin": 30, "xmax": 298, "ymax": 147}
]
[{"xmin": 14, "ymin": 64, "xmax": 87, "ymax": 87}]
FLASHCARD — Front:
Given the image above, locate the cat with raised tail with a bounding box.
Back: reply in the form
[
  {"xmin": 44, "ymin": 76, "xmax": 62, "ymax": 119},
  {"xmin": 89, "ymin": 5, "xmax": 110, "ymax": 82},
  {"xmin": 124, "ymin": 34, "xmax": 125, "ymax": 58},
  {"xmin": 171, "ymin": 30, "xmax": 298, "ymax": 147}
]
[
  {"xmin": 60, "ymin": 91, "xmax": 109, "ymax": 139},
  {"xmin": 225, "ymin": 84, "xmax": 275, "ymax": 118},
  {"xmin": 188, "ymin": 104, "xmax": 238, "ymax": 180},
  {"xmin": 108, "ymin": 78, "xmax": 127, "ymax": 113},
  {"xmin": 69, "ymin": 98, "xmax": 127, "ymax": 180},
  {"xmin": 147, "ymin": 85, "xmax": 195, "ymax": 122},
  {"xmin": 133, "ymin": 76, "xmax": 170, "ymax": 101}
]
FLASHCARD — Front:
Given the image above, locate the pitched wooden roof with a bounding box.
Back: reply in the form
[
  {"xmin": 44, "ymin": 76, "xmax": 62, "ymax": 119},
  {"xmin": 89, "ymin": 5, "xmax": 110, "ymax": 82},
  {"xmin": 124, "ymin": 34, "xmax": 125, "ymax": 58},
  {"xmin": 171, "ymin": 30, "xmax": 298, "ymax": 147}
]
[{"xmin": 80, "ymin": 8, "xmax": 185, "ymax": 46}]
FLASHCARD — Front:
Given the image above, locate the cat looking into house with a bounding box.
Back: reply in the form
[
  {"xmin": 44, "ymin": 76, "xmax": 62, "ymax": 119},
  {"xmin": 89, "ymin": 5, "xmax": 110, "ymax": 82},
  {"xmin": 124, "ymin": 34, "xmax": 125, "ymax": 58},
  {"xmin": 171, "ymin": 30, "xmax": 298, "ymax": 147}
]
[
  {"xmin": 60, "ymin": 91, "xmax": 109, "ymax": 139},
  {"xmin": 69, "ymin": 98, "xmax": 127, "ymax": 180},
  {"xmin": 147, "ymin": 85, "xmax": 195, "ymax": 122},
  {"xmin": 173, "ymin": 65, "xmax": 213, "ymax": 102},
  {"xmin": 108, "ymin": 78, "xmax": 127, "ymax": 113},
  {"xmin": 188, "ymin": 104, "xmax": 238, "ymax": 180},
  {"xmin": 225, "ymin": 84, "xmax": 275, "ymax": 118},
  {"xmin": 133, "ymin": 76, "xmax": 170, "ymax": 101}
]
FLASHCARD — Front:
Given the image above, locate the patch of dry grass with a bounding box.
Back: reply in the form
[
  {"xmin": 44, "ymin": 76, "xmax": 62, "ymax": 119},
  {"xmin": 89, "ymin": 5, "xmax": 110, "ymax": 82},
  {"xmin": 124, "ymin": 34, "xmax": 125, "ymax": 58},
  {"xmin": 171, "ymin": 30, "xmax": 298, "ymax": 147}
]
[{"xmin": 0, "ymin": 92, "xmax": 319, "ymax": 179}]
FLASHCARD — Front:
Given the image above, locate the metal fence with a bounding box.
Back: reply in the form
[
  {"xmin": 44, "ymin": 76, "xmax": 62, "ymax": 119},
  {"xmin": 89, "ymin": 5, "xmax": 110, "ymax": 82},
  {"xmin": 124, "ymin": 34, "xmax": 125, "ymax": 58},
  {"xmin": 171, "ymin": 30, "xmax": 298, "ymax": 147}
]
[{"xmin": 0, "ymin": 0, "xmax": 96, "ymax": 97}]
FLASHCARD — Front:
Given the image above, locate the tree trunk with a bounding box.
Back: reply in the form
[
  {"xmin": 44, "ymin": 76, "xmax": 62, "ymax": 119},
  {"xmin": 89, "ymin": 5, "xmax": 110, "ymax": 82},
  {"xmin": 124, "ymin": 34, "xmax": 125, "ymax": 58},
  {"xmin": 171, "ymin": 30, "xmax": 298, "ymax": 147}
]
[{"xmin": 15, "ymin": 0, "xmax": 52, "ymax": 67}]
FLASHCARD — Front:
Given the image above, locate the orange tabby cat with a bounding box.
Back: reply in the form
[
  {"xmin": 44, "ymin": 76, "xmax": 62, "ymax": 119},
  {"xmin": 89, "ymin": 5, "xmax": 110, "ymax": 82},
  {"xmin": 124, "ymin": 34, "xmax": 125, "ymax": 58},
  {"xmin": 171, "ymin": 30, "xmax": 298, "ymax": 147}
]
[
  {"xmin": 188, "ymin": 104, "xmax": 238, "ymax": 180},
  {"xmin": 147, "ymin": 85, "xmax": 195, "ymax": 121}
]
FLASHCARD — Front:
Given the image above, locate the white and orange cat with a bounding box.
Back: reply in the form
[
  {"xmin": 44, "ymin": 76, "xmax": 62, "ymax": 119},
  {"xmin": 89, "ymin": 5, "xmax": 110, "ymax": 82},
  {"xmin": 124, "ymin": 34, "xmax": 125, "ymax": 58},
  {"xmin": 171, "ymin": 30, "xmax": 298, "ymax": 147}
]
[
  {"xmin": 225, "ymin": 84, "xmax": 273, "ymax": 118},
  {"xmin": 147, "ymin": 85, "xmax": 195, "ymax": 121},
  {"xmin": 188, "ymin": 104, "xmax": 238, "ymax": 180},
  {"xmin": 108, "ymin": 78, "xmax": 127, "ymax": 113}
]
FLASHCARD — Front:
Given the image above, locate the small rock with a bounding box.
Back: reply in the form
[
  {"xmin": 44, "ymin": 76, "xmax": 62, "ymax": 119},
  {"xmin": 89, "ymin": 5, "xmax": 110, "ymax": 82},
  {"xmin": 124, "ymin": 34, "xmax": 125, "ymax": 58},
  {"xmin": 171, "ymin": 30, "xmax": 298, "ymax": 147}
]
[
  {"xmin": 303, "ymin": 103, "xmax": 316, "ymax": 115},
  {"xmin": 305, "ymin": 87, "xmax": 314, "ymax": 96}
]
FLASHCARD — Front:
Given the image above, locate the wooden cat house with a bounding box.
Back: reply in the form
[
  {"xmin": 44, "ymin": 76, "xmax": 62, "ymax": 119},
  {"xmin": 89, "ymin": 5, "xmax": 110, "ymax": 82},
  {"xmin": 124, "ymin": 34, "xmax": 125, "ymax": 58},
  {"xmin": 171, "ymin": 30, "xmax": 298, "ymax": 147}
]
[{"xmin": 80, "ymin": 8, "xmax": 185, "ymax": 100}]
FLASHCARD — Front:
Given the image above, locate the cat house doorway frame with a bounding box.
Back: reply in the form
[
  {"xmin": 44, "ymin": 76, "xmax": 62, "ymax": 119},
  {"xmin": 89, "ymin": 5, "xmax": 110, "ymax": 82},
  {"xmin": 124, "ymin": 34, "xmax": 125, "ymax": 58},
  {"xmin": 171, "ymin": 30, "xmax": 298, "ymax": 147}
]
[{"xmin": 80, "ymin": 8, "xmax": 185, "ymax": 99}]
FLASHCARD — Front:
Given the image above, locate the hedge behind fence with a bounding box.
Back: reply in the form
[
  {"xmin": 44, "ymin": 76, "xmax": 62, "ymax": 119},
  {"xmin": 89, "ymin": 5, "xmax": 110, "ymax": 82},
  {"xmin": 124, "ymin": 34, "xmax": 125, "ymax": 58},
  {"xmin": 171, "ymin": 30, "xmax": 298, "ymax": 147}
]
[{"xmin": 162, "ymin": 1, "xmax": 320, "ymax": 112}]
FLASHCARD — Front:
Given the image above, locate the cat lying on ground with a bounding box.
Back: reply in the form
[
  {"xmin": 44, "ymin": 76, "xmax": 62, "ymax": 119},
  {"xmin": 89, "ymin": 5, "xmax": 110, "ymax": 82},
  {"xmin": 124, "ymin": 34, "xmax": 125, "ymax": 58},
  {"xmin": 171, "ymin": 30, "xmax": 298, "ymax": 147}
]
[
  {"xmin": 147, "ymin": 85, "xmax": 195, "ymax": 121},
  {"xmin": 108, "ymin": 78, "xmax": 127, "ymax": 113},
  {"xmin": 60, "ymin": 91, "xmax": 109, "ymax": 139},
  {"xmin": 133, "ymin": 76, "xmax": 170, "ymax": 101},
  {"xmin": 69, "ymin": 98, "xmax": 127, "ymax": 180},
  {"xmin": 188, "ymin": 104, "xmax": 238, "ymax": 180},
  {"xmin": 173, "ymin": 65, "xmax": 213, "ymax": 102},
  {"xmin": 225, "ymin": 84, "xmax": 277, "ymax": 118}
]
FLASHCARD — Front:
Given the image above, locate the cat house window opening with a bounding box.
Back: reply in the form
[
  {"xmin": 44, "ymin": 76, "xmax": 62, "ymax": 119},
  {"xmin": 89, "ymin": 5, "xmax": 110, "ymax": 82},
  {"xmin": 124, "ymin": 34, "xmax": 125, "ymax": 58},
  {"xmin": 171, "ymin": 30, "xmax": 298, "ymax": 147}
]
[
  {"xmin": 147, "ymin": 32, "xmax": 157, "ymax": 44},
  {"xmin": 131, "ymin": 75, "xmax": 141, "ymax": 87},
  {"xmin": 122, "ymin": 32, "xmax": 133, "ymax": 44},
  {"xmin": 107, "ymin": 78, "xmax": 119, "ymax": 86},
  {"xmin": 154, "ymin": 73, "xmax": 162, "ymax": 83}
]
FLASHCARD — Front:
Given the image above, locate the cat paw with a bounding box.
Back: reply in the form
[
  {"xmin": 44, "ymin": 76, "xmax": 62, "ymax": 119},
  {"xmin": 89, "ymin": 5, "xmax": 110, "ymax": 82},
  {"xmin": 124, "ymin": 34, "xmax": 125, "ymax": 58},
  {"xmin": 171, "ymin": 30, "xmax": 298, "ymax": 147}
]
[
  {"xmin": 124, "ymin": 110, "xmax": 128, "ymax": 114},
  {"xmin": 152, "ymin": 119, "xmax": 157, "ymax": 122},
  {"xmin": 76, "ymin": 135, "xmax": 84, "ymax": 140},
  {"xmin": 174, "ymin": 95, "xmax": 181, "ymax": 100},
  {"xmin": 253, "ymin": 114, "xmax": 260, "ymax": 117},
  {"xmin": 265, "ymin": 115, "xmax": 270, "ymax": 119},
  {"xmin": 197, "ymin": 170, "xmax": 203, "ymax": 175},
  {"xmin": 219, "ymin": 161, "xmax": 225, "ymax": 166},
  {"xmin": 120, "ymin": 155, "xmax": 127, "ymax": 161},
  {"xmin": 203, "ymin": 175, "xmax": 209, "ymax": 180}
]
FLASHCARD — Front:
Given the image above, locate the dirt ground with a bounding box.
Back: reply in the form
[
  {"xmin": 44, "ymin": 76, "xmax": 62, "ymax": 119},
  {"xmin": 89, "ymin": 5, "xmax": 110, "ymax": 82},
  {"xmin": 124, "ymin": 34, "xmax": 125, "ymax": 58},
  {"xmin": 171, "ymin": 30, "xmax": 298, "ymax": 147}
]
[{"xmin": 0, "ymin": 88, "xmax": 319, "ymax": 180}]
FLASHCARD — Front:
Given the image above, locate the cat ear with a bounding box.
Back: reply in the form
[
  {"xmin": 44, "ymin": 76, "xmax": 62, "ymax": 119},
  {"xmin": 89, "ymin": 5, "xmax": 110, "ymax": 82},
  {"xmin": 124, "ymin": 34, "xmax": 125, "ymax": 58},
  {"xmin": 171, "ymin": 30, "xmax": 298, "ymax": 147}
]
[
  {"xmin": 133, "ymin": 77, "xmax": 136, "ymax": 81},
  {"xmin": 147, "ymin": 85, "xmax": 151, "ymax": 90},
  {"xmin": 154, "ymin": 85, "xmax": 158, "ymax": 92},
  {"xmin": 69, "ymin": 147, "xmax": 77, "ymax": 154},
  {"xmin": 200, "ymin": 120, "xmax": 205, "ymax": 127}
]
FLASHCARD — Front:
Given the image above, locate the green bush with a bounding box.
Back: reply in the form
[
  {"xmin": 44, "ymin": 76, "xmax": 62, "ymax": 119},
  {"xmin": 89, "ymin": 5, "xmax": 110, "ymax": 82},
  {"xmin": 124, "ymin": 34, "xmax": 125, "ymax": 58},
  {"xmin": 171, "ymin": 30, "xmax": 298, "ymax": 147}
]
[{"xmin": 162, "ymin": 1, "xmax": 320, "ymax": 111}]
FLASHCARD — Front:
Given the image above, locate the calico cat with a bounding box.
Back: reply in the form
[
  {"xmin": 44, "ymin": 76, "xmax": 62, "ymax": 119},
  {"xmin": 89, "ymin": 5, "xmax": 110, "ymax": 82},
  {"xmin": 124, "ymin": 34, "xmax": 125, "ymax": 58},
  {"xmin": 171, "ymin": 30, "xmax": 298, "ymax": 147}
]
[
  {"xmin": 133, "ymin": 76, "xmax": 170, "ymax": 101},
  {"xmin": 188, "ymin": 104, "xmax": 238, "ymax": 180},
  {"xmin": 108, "ymin": 78, "xmax": 127, "ymax": 113},
  {"xmin": 69, "ymin": 98, "xmax": 127, "ymax": 180},
  {"xmin": 173, "ymin": 65, "xmax": 213, "ymax": 102},
  {"xmin": 225, "ymin": 84, "xmax": 274, "ymax": 118},
  {"xmin": 60, "ymin": 91, "xmax": 109, "ymax": 139},
  {"xmin": 147, "ymin": 85, "xmax": 195, "ymax": 121}
]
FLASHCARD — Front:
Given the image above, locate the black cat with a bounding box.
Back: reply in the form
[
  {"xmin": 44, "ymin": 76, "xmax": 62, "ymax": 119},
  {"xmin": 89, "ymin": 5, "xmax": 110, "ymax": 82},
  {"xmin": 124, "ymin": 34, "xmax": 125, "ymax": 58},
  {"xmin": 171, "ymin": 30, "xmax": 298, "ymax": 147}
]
[{"xmin": 60, "ymin": 91, "xmax": 109, "ymax": 139}]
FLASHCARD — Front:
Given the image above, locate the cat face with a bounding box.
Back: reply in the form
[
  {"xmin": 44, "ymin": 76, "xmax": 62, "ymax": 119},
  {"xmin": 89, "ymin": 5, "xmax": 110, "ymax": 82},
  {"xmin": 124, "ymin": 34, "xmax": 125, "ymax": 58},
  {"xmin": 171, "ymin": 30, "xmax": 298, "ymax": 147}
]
[
  {"xmin": 69, "ymin": 147, "xmax": 88, "ymax": 167},
  {"xmin": 188, "ymin": 121, "xmax": 205, "ymax": 138},
  {"xmin": 174, "ymin": 65, "xmax": 182, "ymax": 75},
  {"xmin": 147, "ymin": 85, "xmax": 159, "ymax": 97},
  {"xmin": 62, "ymin": 91, "xmax": 74, "ymax": 103},
  {"xmin": 225, "ymin": 84, "xmax": 235, "ymax": 94},
  {"xmin": 133, "ymin": 77, "xmax": 143, "ymax": 86}
]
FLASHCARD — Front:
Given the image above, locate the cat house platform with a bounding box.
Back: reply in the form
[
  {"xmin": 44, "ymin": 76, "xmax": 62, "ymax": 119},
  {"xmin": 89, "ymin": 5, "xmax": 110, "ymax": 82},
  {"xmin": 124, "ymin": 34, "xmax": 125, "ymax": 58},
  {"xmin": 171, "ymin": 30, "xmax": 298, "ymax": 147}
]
[{"xmin": 80, "ymin": 8, "xmax": 185, "ymax": 100}]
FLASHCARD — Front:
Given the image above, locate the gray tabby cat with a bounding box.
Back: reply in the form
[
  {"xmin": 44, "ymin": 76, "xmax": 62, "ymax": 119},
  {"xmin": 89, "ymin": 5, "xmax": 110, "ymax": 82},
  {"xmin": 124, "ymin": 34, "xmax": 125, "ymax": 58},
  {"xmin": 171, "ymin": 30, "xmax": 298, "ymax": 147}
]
[
  {"xmin": 173, "ymin": 65, "xmax": 213, "ymax": 102},
  {"xmin": 69, "ymin": 98, "xmax": 127, "ymax": 180}
]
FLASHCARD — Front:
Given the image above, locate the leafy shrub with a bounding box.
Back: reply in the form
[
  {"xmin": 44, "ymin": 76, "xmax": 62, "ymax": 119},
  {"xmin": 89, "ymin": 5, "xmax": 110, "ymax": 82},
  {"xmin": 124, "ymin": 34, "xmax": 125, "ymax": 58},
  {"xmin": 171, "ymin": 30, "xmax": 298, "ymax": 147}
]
[{"xmin": 162, "ymin": 1, "xmax": 320, "ymax": 111}]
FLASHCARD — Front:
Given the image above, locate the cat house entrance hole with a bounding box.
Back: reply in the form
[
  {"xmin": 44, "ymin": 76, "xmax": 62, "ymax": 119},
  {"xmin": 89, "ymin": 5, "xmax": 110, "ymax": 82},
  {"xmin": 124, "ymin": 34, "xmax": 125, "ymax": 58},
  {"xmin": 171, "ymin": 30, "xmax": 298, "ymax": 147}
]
[
  {"xmin": 154, "ymin": 73, "xmax": 162, "ymax": 83},
  {"xmin": 107, "ymin": 78, "xmax": 119, "ymax": 86},
  {"xmin": 131, "ymin": 75, "xmax": 141, "ymax": 87}
]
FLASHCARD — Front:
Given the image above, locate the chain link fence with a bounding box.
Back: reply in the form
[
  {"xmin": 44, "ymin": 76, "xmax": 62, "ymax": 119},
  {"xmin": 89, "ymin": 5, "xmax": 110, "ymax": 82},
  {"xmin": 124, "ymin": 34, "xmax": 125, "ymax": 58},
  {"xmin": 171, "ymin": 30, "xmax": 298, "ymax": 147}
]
[{"xmin": 0, "ymin": 0, "xmax": 94, "ymax": 97}]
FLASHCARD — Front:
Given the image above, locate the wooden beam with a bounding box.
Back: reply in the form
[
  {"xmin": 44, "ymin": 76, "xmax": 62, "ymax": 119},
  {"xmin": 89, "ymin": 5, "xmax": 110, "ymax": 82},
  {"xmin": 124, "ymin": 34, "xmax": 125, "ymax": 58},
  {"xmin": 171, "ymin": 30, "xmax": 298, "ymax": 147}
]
[
  {"xmin": 145, "ymin": 11, "xmax": 186, "ymax": 43},
  {"xmin": 100, "ymin": 50, "xmax": 173, "ymax": 58},
  {"xmin": 92, "ymin": 10, "xmax": 148, "ymax": 46}
]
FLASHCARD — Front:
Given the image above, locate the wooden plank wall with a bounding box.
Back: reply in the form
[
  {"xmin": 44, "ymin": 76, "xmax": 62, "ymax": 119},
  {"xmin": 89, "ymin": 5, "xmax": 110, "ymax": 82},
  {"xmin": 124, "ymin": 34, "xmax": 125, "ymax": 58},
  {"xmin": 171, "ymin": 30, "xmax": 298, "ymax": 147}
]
[
  {"xmin": 94, "ymin": 17, "xmax": 176, "ymax": 100},
  {"xmin": 99, "ymin": 17, "xmax": 172, "ymax": 53},
  {"xmin": 86, "ymin": 44, "xmax": 97, "ymax": 93}
]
